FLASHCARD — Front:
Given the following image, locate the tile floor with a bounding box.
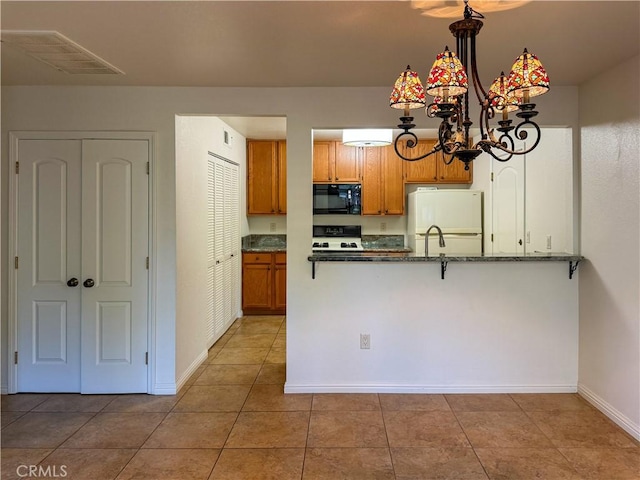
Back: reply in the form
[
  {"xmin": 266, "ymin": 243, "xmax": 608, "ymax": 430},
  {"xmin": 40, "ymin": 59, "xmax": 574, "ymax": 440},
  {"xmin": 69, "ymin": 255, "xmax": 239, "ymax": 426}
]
[{"xmin": 2, "ymin": 315, "xmax": 639, "ymax": 479}]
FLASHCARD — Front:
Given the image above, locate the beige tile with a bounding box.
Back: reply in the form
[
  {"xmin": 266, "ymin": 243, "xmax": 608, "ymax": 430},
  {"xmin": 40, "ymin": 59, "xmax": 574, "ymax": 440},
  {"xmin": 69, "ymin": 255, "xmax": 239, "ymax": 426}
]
[
  {"xmin": 307, "ymin": 411, "xmax": 388, "ymax": 448},
  {"xmin": 511, "ymin": 393, "xmax": 594, "ymax": 412},
  {"xmin": 312, "ymin": 393, "xmax": 380, "ymax": 411},
  {"xmin": 237, "ymin": 315, "xmax": 284, "ymax": 330},
  {"xmin": 215, "ymin": 333, "xmax": 235, "ymax": 347},
  {"xmin": 116, "ymin": 448, "xmax": 220, "ymax": 480},
  {"xmin": 211, "ymin": 347, "xmax": 270, "ymax": 365},
  {"xmin": 143, "ymin": 412, "xmax": 237, "ymax": 448},
  {"xmin": 255, "ymin": 363, "xmax": 286, "ymax": 384},
  {"xmin": 243, "ymin": 384, "xmax": 312, "ymax": 412},
  {"xmin": 173, "ymin": 385, "xmax": 250, "ymax": 412},
  {"xmin": 265, "ymin": 347, "xmax": 286, "ymax": 364},
  {"xmin": 383, "ymin": 410, "xmax": 469, "ymax": 448},
  {"xmin": 1, "ymin": 412, "xmax": 93, "ymax": 448},
  {"xmin": 33, "ymin": 394, "xmax": 115, "ymax": 413},
  {"xmin": 445, "ymin": 394, "xmax": 520, "ymax": 412},
  {"xmin": 210, "ymin": 448, "xmax": 304, "ymax": 480},
  {"xmin": 380, "ymin": 394, "xmax": 450, "ymax": 411},
  {"xmin": 194, "ymin": 364, "xmax": 261, "ymax": 385},
  {"xmin": 475, "ymin": 447, "xmax": 584, "ymax": 480},
  {"xmin": 528, "ymin": 410, "xmax": 638, "ymax": 448},
  {"xmin": 456, "ymin": 411, "xmax": 553, "ymax": 448},
  {"xmin": 102, "ymin": 394, "xmax": 179, "ymax": 413},
  {"xmin": 61, "ymin": 412, "xmax": 165, "ymax": 449},
  {"xmin": 205, "ymin": 345, "xmax": 224, "ymax": 363},
  {"xmin": 224, "ymin": 333, "xmax": 277, "ymax": 348},
  {"xmin": 1, "ymin": 411, "xmax": 26, "ymax": 429},
  {"xmin": 1, "ymin": 393, "xmax": 50, "ymax": 412},
  {"xmin": 391, "ymin": 447, "xmax": 489, "ymax": 480},
  {"xmin": 0, "ymin": 448, "xmax": 53, "ymax": 480},
  {"xmin": 559, "ymin": 447, "xmax": 640, "ymax": 480},
  {"xmin": 303, "ymin": 448, "xmax": 394, "ymax": 480},
  {"xmin": 225, "ymin": 411, "xmax": 310, "ymax": 448},
  {"xmin": 39, "ymin": 448, "xmax": 137, "ymax": 480},
  {"xmin": 184, "ymin": 365, "xmax": 207, "ymax": 386},
  {"xmin": 272, "ymin": 334, "xmax": 286, "ymax": 348}
]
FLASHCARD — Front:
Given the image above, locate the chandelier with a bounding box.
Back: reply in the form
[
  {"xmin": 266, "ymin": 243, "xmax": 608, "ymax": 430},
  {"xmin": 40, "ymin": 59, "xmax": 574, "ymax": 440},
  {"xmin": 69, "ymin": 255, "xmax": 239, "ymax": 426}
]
[{"xmin": 389, "ymin": 0, "xmax": 550, "ymax": 170}]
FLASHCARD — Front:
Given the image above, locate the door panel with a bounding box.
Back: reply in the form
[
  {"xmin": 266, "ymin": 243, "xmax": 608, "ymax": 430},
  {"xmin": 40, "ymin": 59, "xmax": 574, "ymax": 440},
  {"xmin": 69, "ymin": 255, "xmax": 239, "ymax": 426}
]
[
  {"xmin": 492, "ymin": 162, "xmax": 525, "ymax": 254},
  {"xmin": 17, "ymin": 140, "xmax": 82, "ymax": 392},
  {"xmin": 81, "ymin": 139, "xmax": 148, "ymax": 393}
]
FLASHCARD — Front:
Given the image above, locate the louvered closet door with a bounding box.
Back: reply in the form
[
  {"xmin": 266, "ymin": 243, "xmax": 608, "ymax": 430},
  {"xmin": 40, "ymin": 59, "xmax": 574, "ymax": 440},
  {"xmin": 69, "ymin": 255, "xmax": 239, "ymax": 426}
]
[{"xmin": 206, "ymin": 154, "xmax": 240, "ymax": 347}]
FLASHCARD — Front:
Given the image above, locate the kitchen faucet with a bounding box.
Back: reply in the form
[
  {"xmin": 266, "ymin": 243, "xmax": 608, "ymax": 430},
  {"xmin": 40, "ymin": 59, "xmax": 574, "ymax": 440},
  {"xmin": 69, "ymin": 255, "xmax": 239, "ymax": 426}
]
[{"xmin": 425, "ymin": 225, "xmax": 446, "ymax": 256}]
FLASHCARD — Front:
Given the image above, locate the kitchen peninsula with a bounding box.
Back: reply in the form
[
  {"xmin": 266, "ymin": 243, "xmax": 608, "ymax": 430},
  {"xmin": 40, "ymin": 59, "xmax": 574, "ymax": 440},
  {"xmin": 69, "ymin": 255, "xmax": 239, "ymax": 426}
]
[{"xmin": 308, "ymin": 251, "xmax": 584, "ymax": 279}]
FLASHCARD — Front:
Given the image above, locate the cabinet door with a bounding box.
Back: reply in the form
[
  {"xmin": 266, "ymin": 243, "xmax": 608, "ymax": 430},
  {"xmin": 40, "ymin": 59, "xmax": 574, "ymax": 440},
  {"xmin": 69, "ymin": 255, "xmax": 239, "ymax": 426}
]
[
  {"xmin": 333, "ymin": 143, "xmax": 361, "ymax": 182},
  {"xmin": 383, "ymin": 146, "xmax": 405, "ymax": 215},
  {"xmin": 242, "ymin": 254, "xmax": 272, "ymax": 310},
  {"xmin": 438, "ymin": 156, "xmax": 473, "ymax": 183},
  {"xmin": 277, "ymin": 140, "xmax": 287, "ymax": 214},
  {"xmin": 403, "ymin": 139, "xmax": 438, "ymax": 183},
  {"xmin": 247, "ymin": 141, "xmax": 277, "ymax": 214},
  {"xmin": 361, "ymin": 147, "xmax": 384, "ymax": 215},
  {"xmin": 274, "ymin": 262, "xmax": 286, "ymax": 311},
  {"xmin": 313, "ymin": 141, "xmax": 335, "ymax": 183}
]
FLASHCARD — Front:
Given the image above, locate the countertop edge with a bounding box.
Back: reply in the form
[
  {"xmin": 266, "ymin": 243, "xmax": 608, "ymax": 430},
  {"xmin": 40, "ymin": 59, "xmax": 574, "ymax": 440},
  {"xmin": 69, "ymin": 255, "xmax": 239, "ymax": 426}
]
[{"xmin": 307, "ymin": 253, "xmax": 584, "ymax": 262}]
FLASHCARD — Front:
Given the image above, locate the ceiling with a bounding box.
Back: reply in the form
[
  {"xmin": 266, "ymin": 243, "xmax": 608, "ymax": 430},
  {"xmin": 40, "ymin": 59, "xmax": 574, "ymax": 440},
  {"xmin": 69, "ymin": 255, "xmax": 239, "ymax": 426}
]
[{"xmin": 2, "ymin": 1, "xmax": 638, "ymax": 137}]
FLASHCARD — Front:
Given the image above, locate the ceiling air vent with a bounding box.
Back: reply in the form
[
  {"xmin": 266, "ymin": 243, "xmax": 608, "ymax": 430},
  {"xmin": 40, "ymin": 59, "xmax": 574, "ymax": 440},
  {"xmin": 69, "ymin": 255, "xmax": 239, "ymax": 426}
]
[{"xmin": 0, "ymin": 30, "xmax": 124, "ymax": 75}]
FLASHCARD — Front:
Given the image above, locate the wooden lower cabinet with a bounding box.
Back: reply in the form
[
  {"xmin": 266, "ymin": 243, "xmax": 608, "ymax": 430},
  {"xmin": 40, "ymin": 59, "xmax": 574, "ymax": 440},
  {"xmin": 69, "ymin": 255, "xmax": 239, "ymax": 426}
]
[{"xmin": 242, "ymin": 252, "xmax": 286, "ymax": 314}]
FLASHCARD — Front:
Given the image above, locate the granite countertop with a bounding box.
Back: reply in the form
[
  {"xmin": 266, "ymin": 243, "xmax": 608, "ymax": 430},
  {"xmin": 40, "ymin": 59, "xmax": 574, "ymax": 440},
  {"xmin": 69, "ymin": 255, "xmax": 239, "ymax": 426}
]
[
  {"xmin": 242, "ymin": 234, "xmax": 286, "ymax": 252},
  {"xmin": 308, "ymin": 252, "xmax": 584, "ymax": 262}
]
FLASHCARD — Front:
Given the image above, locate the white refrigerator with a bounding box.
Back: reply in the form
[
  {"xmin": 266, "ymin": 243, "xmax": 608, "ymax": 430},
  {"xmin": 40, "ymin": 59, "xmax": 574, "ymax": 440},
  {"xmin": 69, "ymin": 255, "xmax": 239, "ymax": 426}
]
[{"xmin": 407, "ymin": 189, "xmax": 483, "ymax": 255}]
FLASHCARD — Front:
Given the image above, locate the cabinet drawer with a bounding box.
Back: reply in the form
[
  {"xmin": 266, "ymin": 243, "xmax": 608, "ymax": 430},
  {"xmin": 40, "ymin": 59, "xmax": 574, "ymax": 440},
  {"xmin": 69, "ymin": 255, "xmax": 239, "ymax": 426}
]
[
  {"xmin": 275, "ymin": 253, "xmax": 287, "ymax": 264},
  {"xmin": 243, "ymin": 252, "xmax": 272, "ymax": 264}
]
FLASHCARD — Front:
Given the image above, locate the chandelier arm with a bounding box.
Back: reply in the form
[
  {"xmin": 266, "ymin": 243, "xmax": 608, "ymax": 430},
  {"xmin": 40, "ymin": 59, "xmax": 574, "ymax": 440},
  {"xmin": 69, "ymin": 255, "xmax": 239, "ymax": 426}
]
[
  {"xmin": 468, "ymin": 32, "xmax": 488, "ymax": 103},
  {"xmin": 393, "ymin": 131, "xmax": 440, "ymax": 162}
]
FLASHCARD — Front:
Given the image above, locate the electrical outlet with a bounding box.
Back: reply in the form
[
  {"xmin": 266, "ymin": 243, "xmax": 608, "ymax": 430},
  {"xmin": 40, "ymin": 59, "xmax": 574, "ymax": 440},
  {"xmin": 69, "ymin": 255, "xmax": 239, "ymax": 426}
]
[
  {"xmin": 270, "ymin": 222, "xmax": 276, "ymax": 232},
  {"xmin": 360, "ymin": 333, "xmax": 371, "ymax": 349},
  {"xmin": 380, "ymin": 222, "xmax": 387, "ymax": 232},
  {"xmin": 546, "ymin": 235, "xmax": 552, "ymax": 250}
]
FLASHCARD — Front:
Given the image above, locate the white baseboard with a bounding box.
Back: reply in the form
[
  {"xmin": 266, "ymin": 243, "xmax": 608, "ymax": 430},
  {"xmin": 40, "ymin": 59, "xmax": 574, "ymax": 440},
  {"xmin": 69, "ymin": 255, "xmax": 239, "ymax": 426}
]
[
  {"xmin": 578, "ymin": 383, "xmax": 640, "ymax": 441},
  {"xmin": 1, "ymin": 384, "xmax": 8, "ymax": 395},
  {"xmin": 175, "ymin": 350, "xmax": 208, "ymax": 393},
  {"xmin": 284, "ymin": 383, "xmax": 578, "ymax": 394},
  {"xmin": 151, "ymin": 383, "xmax": 178, "ymax": 395}
]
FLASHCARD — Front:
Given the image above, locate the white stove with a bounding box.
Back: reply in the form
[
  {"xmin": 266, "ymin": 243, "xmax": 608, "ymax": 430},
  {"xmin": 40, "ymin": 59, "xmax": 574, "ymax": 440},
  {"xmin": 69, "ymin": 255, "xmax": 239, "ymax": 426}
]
[{"xmin": 312, "ymin": 225, "xmax": 363, "ymax": 252}]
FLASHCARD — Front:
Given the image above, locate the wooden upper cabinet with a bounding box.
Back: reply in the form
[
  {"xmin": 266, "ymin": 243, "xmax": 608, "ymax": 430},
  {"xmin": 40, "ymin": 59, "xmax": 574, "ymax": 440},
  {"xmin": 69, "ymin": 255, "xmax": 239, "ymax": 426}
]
[
  {"xmin": 313, "ymin": 141, "xmax": 360, "ymax": 183},
  {"xmin": 277, "ymin": 141, "xmax": 287, "ymax": 213},
  {"xmin": 402, "ymin": 138, "xmax": 472, "ymax": 184},
  {"xmin": 438, "ymin": 156, "xmax": 473, "ymax": 183},
  {"xmin": 247, "ymin": 140, "xmax": 286, "ymax": 215},
  {"xmin": 333, "ymin": 143, "xmax": 361, "ymax": 182},
  {"xmin": 362, "ymin": 145, "xmax": 405, "ymax": 215},
  {"xmin": 402, "ymin": 139, "xmax": 439, "ymax": 183},
  {"xmin": 361, "ymin": 147, "xmax": 384, "ymax": 215},
  {"xmin": 312, "ymin": 141, "xmax": 334, "ymax": 182}
]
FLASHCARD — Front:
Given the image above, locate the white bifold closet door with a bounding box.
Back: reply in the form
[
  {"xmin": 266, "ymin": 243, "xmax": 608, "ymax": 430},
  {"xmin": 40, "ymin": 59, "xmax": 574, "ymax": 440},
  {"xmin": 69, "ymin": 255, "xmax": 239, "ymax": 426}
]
[
  {"xmin": 206, "ymin": 153, "xmax": 240, "ymax": 348},
  {"xmin": 16, "ymin": 139, "xmax": 149, "ymax": 393}
]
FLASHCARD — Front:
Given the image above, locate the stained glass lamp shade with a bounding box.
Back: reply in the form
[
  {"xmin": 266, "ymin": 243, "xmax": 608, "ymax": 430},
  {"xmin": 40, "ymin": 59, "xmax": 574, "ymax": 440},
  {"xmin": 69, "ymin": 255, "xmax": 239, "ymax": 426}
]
[
  {"xmin": 390, "ymin": 66, "xmax": 427, "ymax": 112},
  {"xmin": 507, "ymin": 49, "xmax": 550, "ymax": 103},
  {"xmin": 489, "ymin": 71, "xmax": 520, "ymax": 114},
  {"xmin": 425, "ymin": 47, "xmax": 468, "ymax": 100}
]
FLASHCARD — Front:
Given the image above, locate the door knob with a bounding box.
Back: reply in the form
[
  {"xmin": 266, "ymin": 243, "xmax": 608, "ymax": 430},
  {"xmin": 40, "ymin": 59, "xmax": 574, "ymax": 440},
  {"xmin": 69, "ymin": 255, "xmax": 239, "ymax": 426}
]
[
  {"xmin": 518, "ymin": 239, "xmax": 523, "ymax": 245},
  {"xmin": 67, "ymin": 277, "xmax": 79, "ymax": 287},
  {"xmin": 83, "ymin": 278, "xmax": 95, "ymax": 288}
]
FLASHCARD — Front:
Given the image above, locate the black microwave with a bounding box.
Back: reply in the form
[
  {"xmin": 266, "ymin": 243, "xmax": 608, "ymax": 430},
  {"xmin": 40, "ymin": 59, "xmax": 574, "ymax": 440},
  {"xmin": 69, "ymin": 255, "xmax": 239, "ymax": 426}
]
[{"xmin": 313, "ymin": 184, "xmax": 361, "ymax": 215}]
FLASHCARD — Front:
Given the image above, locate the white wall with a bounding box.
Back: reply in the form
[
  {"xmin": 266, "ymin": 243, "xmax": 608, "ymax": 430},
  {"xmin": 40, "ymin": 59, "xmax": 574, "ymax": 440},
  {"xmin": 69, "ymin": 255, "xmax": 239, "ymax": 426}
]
[
  {"xmin": 578, "ymin": 55, "xmax": 640, "ymax": 440},
  {"xmin": 1, "ymin": 85, "xmax": 580, "ymax": 394},
  {"xmin": 175, "ymin": 116, "xmax": 246, "ymax": 390}
]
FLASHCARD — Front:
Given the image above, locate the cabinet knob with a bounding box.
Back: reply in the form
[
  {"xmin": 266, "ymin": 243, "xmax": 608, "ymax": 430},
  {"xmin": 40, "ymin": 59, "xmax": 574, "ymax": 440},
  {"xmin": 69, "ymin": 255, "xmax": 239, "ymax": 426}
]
[
  {"xmin": 385, "ymin": 209, "xmax": 388, "ymax": 214},
  {"xmin": 83, "ymin": 278, "xmax": 95, "ymax": 288},
  {"xmin": 335, "ymin": 177, "xmax": 339, "ymax": 181},
  {"xmin": 67, "ymin": 277, "xmax": 79, "ymax": 287},
  {"xmin": 378, "ymin": 210, "xmax": 381, "ymax": 214}
]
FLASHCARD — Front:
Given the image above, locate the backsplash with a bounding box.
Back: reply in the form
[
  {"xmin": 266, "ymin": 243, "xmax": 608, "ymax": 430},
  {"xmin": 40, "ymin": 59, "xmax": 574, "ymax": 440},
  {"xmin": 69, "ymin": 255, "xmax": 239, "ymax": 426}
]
[{"xmin": 361, "ymin": 235, "xmax": 405, "ymax": 249}]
